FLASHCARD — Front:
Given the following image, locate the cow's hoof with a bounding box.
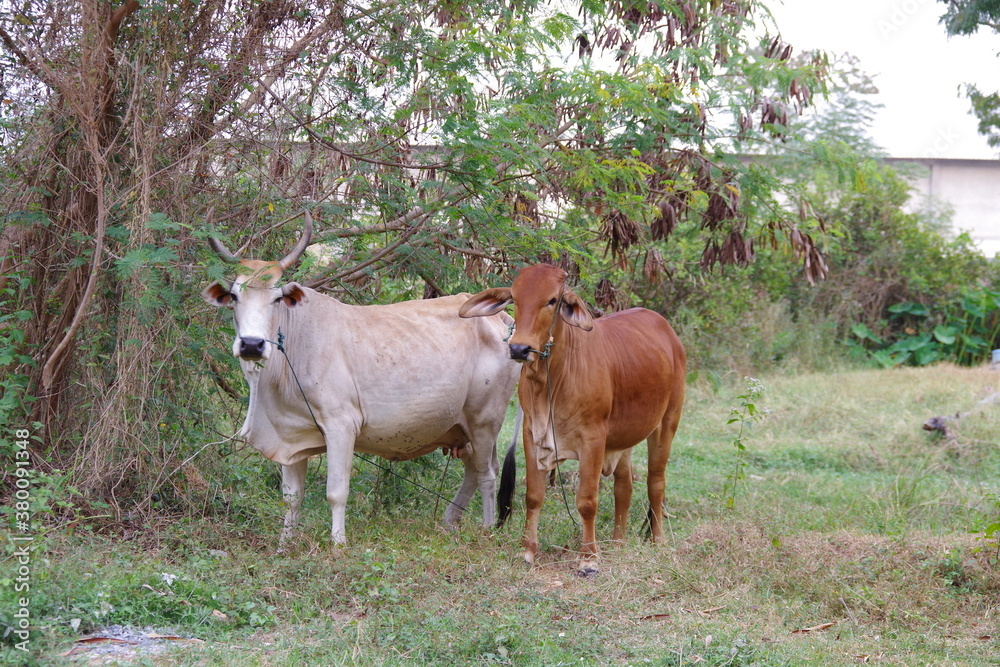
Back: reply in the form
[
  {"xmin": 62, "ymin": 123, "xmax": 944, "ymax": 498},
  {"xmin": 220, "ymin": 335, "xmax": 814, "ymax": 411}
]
[
  {"xmin": 522, "ymin": 551, "xmax": 536, "ymax": 568},
  {"xmin": 577, "ymin": 557, "xmax": 599, "ymax": 576}
]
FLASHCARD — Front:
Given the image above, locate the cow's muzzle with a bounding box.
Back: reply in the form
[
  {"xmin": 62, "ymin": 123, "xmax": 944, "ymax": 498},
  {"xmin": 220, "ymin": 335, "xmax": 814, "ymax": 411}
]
[
  {"xmin": 509, "ymin": 343, "xmax": 533, "ymax": 363},
  {"xmin": 238, "ymin": 336, "xmax": 267, "ymax": 359}
]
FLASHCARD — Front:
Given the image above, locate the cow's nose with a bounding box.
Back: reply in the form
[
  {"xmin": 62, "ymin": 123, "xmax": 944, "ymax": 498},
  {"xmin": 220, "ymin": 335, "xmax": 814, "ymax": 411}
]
[
  {"xmin": 509, "ymin": 343, "xmax": 532, "ymax": 361},
  {"xmin": 239, "ymin": 337, "xmax": 267, "ymax": 358}
]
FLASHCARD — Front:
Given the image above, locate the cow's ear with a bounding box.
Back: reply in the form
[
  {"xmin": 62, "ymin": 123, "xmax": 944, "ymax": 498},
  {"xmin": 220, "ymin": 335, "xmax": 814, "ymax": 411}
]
[
  {"xmin": 203, "ymin": 281, "xmax": 234, "ymax": 307},
  {"xmin": 559, "ymin": 289, "xmax": 594, "ymax": 331},
  {"xmin": 459, "ymin": 288, "xmax": 513, "ymax": 318},
  {"xmin": 280, "ymin": 282, "xmax": 309, "ymax": 307}
]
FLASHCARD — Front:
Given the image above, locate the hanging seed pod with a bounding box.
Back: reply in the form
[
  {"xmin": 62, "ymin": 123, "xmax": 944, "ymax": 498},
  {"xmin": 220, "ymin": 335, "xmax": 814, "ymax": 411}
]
[
  {"xmin": 595, "ymin": 278, "xmax": 620, "ymax": 313},
  {"xmin": 643, "ymin": 248, "xmax": 665, "ymax": 284},
  {"xmin": 599, "ymin": 209, "xmax": 641, "ymax": 259},
  {"xmin": 765, "ymin": 36, "xmax": 781, "ymax": 58},
  {"xmin": 700, "ymin": 239, "xmax": 721, "ymax": 271},
  {"xmin": 652, "ymin": 199, "xmax": 677, "ymax": 240}
]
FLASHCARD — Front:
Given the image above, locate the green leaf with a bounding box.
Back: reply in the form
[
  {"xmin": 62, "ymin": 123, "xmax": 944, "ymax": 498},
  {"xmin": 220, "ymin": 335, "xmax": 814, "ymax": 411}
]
[
  {"xmin": 146, "ymin": 212, "xmax": 180, "ymax": 231},
  {"xmin": 850, "ymin": 323, "xmax": 883, "ymax": 344},
  {"xmin": 888, "ymin": 301, "xmax": 928, "ymax": 316},
  {"xmin": 932, "ymin": 324, "xmax": 958, "ymax": 345},
  {"xmin": 960, "ymin": 333, "xmax": 987, "ymax": 350},
  {"xmin": 891, "ymin": 333, "xmax": 933, "ymax": 353},
  {"xmin": 871, "ymin": 349, "xmax": 901, "ymax": 368},
  {"xmin": 913, "ymin": 346, "xmax": 940, "ymax": 366}
]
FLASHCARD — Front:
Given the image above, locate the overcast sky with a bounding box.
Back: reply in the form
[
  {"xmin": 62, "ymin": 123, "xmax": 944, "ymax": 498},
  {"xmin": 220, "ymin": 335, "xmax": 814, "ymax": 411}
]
[{"xmin": 767, "ymin": 0, "xmax": 998, "ymax": 160}]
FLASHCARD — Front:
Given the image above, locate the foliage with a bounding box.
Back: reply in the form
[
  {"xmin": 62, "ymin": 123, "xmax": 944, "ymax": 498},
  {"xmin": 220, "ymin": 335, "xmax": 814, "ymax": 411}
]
[
  {"xmin": 847, "ymin": 287, "xmax": 1000, "ymax": 367},
  {"xmin": 972, "ymin": 493, "xmax": 1000, "ymax": 565},
  {"xmin": 0, "ymin": 253, "xmax": 34, "ymax": 453},
  {"xmin": 721, "ymin": 376, "xmax": 766, "ymax": 509},
  {"xmin": 752, "ymin": 58, "xmax": 1000, "ymax": 369},
  {"xmin": 614, "ymin": 55, "xmax": 997, "ymax": 374},
  {"xmin": 939, "ymin": 0, "xmax": 1000, "ymax": 35}
]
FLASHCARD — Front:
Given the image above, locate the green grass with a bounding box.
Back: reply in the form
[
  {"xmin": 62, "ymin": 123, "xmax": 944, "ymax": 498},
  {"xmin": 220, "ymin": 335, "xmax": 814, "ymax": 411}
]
[{"xmin": 3, "ymin": 365, "xmax": 1000, "ymax": 665}]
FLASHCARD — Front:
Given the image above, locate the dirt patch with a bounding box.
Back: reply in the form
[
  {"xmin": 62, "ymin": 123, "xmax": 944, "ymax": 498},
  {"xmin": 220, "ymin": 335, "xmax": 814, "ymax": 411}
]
[{"xmin": 60, "ymin": 625, "xmax": 204, "ymax": 665}]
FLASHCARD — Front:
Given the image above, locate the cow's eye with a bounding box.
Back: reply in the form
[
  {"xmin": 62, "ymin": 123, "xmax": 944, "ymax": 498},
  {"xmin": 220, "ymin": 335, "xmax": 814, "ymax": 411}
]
[
  {"xmin": 228, "ymin": 292, "xmax": 238, "ymax": 303},
  {"xmin": 548, "ymin": 298, "xmax": 558, "ymax": 306}
]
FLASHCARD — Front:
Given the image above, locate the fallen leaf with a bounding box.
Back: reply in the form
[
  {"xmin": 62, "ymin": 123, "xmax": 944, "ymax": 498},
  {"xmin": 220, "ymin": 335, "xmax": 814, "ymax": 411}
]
[
  {"xmin": 58, "ymin": 637, "xmax": 129, "ymax": 657},
  {"xmin": 640, "ymin": 613, "xmax": 671, "ymax": 622},
  {"xmin": 210, "ymin": 609, "xmax": 229, "ymax": 621},
  {"xmin": 791, "ymin": 622, "xmax": 837, "ymax": 634}
]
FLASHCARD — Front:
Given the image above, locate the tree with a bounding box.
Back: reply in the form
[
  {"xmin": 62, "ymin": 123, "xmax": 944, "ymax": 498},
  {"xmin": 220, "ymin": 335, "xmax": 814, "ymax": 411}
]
[{"xmin": 0, "ymin": 0, "xmax": 831, "ymax": 508}]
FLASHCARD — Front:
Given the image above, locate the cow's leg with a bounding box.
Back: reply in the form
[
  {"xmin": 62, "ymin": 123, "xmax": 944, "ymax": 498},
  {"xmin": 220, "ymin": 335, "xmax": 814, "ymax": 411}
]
[
  {"xmin": 324, "ymin": 433, "xmax": 356, "ymax": 545},
  {"xmin": 611, "ymin": 450, "xmax": 634, "ymax": 543},
  {"xmin": 521, "ymin": 440, "xmax": 548, "ymax": 566},
  {"xmin": 646, "ymin": 421, "xmax": 677, "ymax": 543},
  {"xmin": 648, "ymin": 376, "xmax": 684, "ymax": 543},
  {"xmin": 473, "ymin": 435, "xmax": 500, "ymax": 529},
  {"xmin": 278, "ymin": 459, "xmax": 308, "ymax": 551},
  {"xmin": 575, "ymin": 443, "xmax": 605, "ymax": 574},
  {"xmin": 455, "ymin": 409, "xmax": 508, "ymax": 529},
  {"xmin": 443, "ymin": 443, "xmax": 479, "ymax": 527}
]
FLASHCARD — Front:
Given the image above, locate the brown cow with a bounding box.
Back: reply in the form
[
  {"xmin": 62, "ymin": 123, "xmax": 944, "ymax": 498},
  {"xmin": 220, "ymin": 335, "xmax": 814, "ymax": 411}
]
[{"xmin": 459, "ymin": 264, "xmax": 685, "ymax": 573}]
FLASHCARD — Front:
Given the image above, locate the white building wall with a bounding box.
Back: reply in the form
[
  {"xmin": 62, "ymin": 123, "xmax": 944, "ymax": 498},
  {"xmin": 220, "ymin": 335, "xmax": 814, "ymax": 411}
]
[{"xmin": 886, "ymin": 158, "xmax": 1000, "ymax": 257}]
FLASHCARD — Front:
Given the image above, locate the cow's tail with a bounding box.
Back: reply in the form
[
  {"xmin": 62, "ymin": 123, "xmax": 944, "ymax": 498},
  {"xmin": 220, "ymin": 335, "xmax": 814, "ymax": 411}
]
[{"xmin": 496, "ymin": 405, "xmax": 523, "ymax": 529}]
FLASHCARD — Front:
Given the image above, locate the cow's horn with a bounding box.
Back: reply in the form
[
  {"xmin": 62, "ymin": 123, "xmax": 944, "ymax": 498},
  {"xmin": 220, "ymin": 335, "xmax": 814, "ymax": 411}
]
[
  {"xmin": 278, "ymin": 209, "xmax": 313, "ymax": 270},
  {"xmin": 206, "ymin": 207, "xmax": 240, "ymax": 264}
]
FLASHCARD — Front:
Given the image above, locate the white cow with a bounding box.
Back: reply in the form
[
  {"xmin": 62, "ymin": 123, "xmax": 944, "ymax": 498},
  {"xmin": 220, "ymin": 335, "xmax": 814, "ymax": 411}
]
[{"xmin": 202, "ymin": 212, "xmax": 518, "ymax": 546}]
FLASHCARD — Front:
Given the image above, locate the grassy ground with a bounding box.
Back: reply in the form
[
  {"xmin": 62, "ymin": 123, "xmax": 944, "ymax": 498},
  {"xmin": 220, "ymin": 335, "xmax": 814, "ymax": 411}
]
[{"xmin": 4, "ymin": 365, "xmax": 1000, "ymax": 665}]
